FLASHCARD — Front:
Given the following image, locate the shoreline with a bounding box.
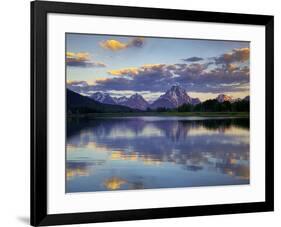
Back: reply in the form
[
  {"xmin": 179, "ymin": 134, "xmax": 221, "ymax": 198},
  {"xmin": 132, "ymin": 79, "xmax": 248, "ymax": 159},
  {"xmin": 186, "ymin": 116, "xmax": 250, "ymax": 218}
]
[{"xmin": 67, "ymin": 112, "xmax": 249, "ymax": 118}]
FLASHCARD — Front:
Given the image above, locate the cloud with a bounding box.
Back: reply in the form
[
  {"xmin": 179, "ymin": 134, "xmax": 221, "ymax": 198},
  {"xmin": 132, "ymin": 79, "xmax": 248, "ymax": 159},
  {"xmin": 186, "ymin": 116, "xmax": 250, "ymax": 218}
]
[
  {"xmin": 94, "ymin": 60, "xmax": 249, "ymax": 93},
  {"xmin": 215, "ymin": 48, "xmax": 249, "ymax": 65},
  {"xmin": 100, "ymin": 37, "xmax": 145, "ymax": 51},
  {"xmin": 68, "ymin": 47, "xmax": 249, "ymax": 95},
  {"xmin": 67, "ymin": 80, "xmax": 88, "ymax": 87},
  {"xmin": 67, "ymin": 80, "xmax": 91, "ymax": 94},
  {"xmin": 174, "ymin": 63, "xmax": 207, "ymax": 76},
  {"xmin": 108, "ymin": 67, "xmax": 139, "ymax": 76},
  {"xmin": 107, "ymin": 64, "xmax": 167, "ymax": 77},
  {"xmin": 129, "ymin": 37, "xmax": 145, "ymax": 48},
  {"xmin": 99, "ymin": 40, "xmax": 128, "ymax": 51},
  {"xmin": 66, "ymin": 52, "xmax": 106, "ymax": 68},
  {"xmin": 226, "ymin": 63, "xmax": 240, "ymax": 73},
  {"xmin": 182, "ymin": 57, "xmax": 204, "ymax": 62}
]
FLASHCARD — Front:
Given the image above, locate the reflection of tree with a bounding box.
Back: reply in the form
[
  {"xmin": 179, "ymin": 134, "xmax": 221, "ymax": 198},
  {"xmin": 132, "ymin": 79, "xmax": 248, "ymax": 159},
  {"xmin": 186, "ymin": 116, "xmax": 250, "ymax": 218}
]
[{"xmin": 67, "ymin": 117, "xmax": 249, "ymax": 180}]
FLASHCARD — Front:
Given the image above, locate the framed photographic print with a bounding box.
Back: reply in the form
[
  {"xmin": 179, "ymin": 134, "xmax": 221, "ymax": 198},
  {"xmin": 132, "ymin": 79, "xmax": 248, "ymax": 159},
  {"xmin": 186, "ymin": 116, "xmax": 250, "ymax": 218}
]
[{"xmin": 31, "ymin": 1, "xmax": 274, "ymax": 226}]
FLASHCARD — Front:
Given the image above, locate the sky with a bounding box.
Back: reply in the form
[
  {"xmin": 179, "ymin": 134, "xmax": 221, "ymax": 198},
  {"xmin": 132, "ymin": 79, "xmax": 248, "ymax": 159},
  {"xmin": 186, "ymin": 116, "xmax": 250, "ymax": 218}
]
[{"xmin": 66, "ymin": 33, "xmax": 250, "ymax": 101}]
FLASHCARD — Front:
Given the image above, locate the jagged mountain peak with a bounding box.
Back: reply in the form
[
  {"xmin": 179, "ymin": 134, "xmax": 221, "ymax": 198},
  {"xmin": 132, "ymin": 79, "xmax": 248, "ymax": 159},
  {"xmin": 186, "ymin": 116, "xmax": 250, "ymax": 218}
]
[
  {"xmin": 115, "ymin": 96, "xmax": 128, "ymax": 103},
  {"xmin": 130, "ymin": 93, "xmax": 143, "ymax": 99},
  {"xmin": 216, "ymin": 94, "xmax": 233, "ymax": 103},
  {"xmin": 124, "ymin": 93, "xmax": 149, "ymax": 110},
  {"xmin": 170, "ymin": 85, "xmax": 186, "ymax": 92},
  {"xmin": 90, "ymin": 92, "xmax": 116, "ymax": 105},
  {"xmin": 150, "ymin": 85, "xmax": 196, "ymax": 109}
]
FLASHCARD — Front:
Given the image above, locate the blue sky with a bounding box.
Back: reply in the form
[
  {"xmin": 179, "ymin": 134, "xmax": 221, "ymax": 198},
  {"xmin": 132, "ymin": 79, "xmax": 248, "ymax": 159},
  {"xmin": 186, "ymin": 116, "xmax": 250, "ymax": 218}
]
[{"xmin": 66, "ymin": 33, "xmax": 250, "ymax": 101}]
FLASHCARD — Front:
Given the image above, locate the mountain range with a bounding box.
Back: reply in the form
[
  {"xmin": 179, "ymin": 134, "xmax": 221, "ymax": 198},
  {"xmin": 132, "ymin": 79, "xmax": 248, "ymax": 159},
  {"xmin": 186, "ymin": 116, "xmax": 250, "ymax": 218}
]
[
  {"xmin": 67, "ymin": 89, "xmax": 135, "ymax": 114},
  {"xmin": 88, "ymin": 85, "xmax": 201, "ymax": 110},
  {"xmin": 68, "ymin": 85, "xmax": 250, "ymax": 112},
  {"xmin": 216, "ymin": 94, "xmax": 250, "ymax": 103}
]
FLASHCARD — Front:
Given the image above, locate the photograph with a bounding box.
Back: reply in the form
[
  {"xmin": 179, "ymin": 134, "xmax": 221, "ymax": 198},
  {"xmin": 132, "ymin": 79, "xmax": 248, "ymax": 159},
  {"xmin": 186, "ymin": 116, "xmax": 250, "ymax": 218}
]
[
  {"xmin": 66, "ymin": 33, "xmax": 250, "ymax": 193},
  {"xmin": 29, "ymin": 1, "xmax": 274, "ymax": 225}
]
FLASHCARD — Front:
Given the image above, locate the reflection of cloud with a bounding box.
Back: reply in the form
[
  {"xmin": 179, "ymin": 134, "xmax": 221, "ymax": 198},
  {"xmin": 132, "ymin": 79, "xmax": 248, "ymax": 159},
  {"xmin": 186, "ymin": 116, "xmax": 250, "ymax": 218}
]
[
  {"xmin": 66, "ymin": 162, "xmax": 91, "ymax": 180},
  {"xmin": 103, "ymin": 177, "xmax": 127, "ymax": 190},
  {"xmin": 100, "ymin": 37, "xmax": 144, "ymax": 51},
  {"xmin": 141, "ymin": 156, "xmax": 162, "ymax": 165},
  {"xmin": 67, "ymin": 117, "xmax": 249, "ymax": 181},
  {"xmin": 111, "ymin": 151, "xmax": 138, "ymax": 161},
  {"xmin": 129, "ymin": 181, "xmax": 144, "ymax": 190},
  {"xmin": 66, "ymin": 52, "xmax": 106, "ymax": 68},
  {"xmin": 103, "ymin": 176, "xmax": 145, "ymax": 190},
  {"xmin": 110, "ymin": 150, "xmax": 162, "ymax": 165},
  {"xmin": 67, "ymin": 139, "xmax": 109, "ymax": 153},
  {"xmin": 216, "ymin": 161, "xmax": 249, "ymax": 180}
]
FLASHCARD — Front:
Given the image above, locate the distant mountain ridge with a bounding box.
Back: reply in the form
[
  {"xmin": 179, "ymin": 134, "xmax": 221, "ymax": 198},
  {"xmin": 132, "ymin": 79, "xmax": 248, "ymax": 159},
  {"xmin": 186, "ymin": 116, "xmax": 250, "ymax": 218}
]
[
  {"xmin": 67, "ymin": 89, "xmax": 135, "ymax": 113},
  {"xmin": 88, "ymin": 85, "xmax": 199, "ymax": 110},
  {"xmin": 216, "ymin": 94, "xmax": 250, "ymax": 103},
  {"xmin": 90, "ymin": 92, "xmax": 149, "ymax": 110},
  {"xmin": 90, "ymin": 92, "xmax": 116, "ymax": 105},
  {"xmin": 114, "ymin": 96, "xmax": 129, "ymax": 104},
  {"xmin": 119, "ymin": 93, "xmax": 149, "ymax": 110},
  {"xmin": 68, "ymin": 85, "xmax": 249, "ymax": 112}
]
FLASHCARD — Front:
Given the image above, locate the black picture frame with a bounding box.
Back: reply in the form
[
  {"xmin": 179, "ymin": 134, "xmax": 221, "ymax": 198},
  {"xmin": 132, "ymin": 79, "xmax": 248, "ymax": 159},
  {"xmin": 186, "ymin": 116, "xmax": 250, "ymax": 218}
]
[{"xmin": 31, "ymin": 1, "xmax": 274, "ymax": 226}]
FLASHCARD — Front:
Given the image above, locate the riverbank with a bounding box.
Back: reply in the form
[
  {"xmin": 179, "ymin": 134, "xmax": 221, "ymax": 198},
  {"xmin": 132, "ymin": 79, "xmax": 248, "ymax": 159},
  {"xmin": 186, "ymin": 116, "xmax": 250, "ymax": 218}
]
[{"xmin": 68, "ymin": 111, "xmax": 249, "ymax": 118}]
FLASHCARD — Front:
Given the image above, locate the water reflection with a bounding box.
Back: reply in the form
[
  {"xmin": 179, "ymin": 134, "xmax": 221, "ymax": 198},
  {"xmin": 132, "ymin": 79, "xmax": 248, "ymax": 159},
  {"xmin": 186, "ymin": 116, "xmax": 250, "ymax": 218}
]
[
  {"xmin": 66, "ymin": 116, "xmax": 249, "ymax": 192},
  {"xmin": 104, "ymin": 177, "xmax": 127, "ymax": 190},
  {"xmin": 66, "ymin": 162, "xmax": 91, "ymax": 180}
]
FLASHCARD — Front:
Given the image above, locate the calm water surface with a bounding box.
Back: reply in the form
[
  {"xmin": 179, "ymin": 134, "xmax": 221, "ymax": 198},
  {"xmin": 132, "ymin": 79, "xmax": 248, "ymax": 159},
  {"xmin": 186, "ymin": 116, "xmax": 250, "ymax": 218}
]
[{"xmin": 66, "ymin": 116, "xmax": 249, "ymax": 192}]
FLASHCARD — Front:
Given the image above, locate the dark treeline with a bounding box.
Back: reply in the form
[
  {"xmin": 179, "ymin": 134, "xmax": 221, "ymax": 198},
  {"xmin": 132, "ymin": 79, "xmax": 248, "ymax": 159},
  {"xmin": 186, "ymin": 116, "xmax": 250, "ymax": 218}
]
[{"xmin": 149, "ymin": 99, "xmax": 250, "ymax": 113}]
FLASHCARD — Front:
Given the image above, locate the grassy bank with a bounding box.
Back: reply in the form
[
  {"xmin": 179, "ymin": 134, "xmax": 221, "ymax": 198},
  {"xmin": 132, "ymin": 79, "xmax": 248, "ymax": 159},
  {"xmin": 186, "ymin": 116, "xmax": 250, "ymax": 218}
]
[{"xmin": 68, "ymin": 111, "xmax": 249, "ymax": 118}]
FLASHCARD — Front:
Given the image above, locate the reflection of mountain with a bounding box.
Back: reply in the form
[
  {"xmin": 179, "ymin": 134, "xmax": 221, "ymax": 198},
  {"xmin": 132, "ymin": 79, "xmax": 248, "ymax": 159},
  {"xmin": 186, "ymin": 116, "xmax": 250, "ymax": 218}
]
[
  {"xmin": 67, "ymin": 117, "xmax": 249, "ymax": 140},
  {"xmin": 67, "ymin": 117, "xmax": 249, "ymax": 181}
]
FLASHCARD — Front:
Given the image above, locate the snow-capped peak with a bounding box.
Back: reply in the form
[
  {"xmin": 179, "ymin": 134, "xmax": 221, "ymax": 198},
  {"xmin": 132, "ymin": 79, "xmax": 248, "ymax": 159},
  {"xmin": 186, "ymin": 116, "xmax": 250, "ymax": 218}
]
[
  {"xmin": 161, "ymin": 86, "xmax": 192, "ymax": 106},
  {"xmin": 150, "ymin": 85, "xmax": 195, "ymax": 109},
  {"xmin": 115, "ymin": 96, "xmax": 129, "ymax": 104},
  {"xmin": 90, "ymin": 92, "xmax": 116, "ymax": 105},
  {"xmin": 123, "ymin": 93, "xmax": 149, "ymax": 110}
]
